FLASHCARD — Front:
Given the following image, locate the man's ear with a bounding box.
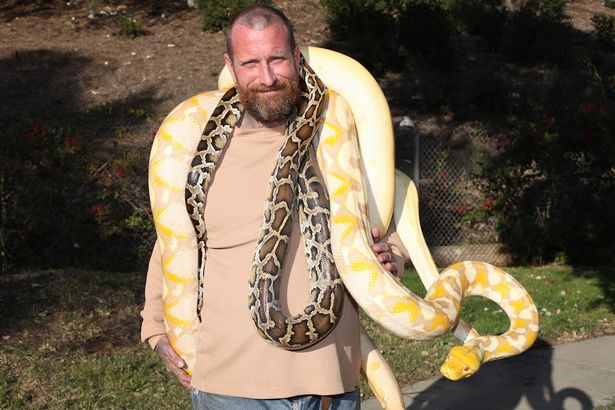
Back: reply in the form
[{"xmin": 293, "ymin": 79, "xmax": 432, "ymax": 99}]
[{"xmin": 223, "ymin": 52, "xmax": 237, "ymax": 84}]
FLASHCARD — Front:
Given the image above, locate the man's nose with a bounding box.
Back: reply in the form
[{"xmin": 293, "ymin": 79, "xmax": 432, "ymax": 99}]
[{"xmin": 258, "ymin": 63, "xmax": 276, "ymax": 87}]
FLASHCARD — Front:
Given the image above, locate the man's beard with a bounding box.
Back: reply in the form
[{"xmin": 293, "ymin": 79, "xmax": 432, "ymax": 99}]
[{"xmin": 238, "ymin": 75, "xmax": 301, "ymax": 125}]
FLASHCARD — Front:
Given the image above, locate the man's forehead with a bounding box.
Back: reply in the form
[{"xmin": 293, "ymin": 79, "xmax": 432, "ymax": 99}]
[{"xmin": 230, "ymin": 21, "xmax": 292, "ymax": 49}]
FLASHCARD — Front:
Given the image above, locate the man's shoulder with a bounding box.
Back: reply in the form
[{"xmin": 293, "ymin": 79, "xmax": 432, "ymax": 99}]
[{"xmin": 164, "ymin": 90, "xmax": 227, "ymax": 121}]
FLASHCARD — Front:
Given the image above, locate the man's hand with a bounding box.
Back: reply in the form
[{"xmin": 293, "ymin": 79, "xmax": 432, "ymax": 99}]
[
  {"xmin": 154, "ymin": 336, "xmax": 191, "ymax": 389},
  {"xmin": 371, "ymin": 227, "xmax": 399, "ymax": 277}
]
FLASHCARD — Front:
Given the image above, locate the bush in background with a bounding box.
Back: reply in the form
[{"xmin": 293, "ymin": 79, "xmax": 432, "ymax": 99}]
[
  {"xmin": 195, "ymin": 0, "xmax": 272, "ymax": 32},
  {"xmin": 321, "ymin": 0, "xmax": 578, "ymax": 72},
  {"xmin": 592, "ymin": 13, "xmax": 615, "ymax": 51},
  {"xmin": 499, "ymin": 1, "xmax": 573, "ymax": 64},
  {"xmin": 116, "ymin": 13, "xmax": 141, "ymax": 39},
  {"xmin": 320, "ymin": 0, "xmax": 454, "ymax": 72},
  {"xmin": 0, "ymin": 118, "xmax": 154, "ymax": 274},
  {"xmin": 479, "ymin": 61, "xmax": 615, "ymax": 264},
  {"xmin": 451, "ymin": 0, "xmax": 506, "ymax": 49}
]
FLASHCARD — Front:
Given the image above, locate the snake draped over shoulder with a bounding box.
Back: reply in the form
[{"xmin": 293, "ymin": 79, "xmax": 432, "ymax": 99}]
[
  {"xmin": 150, "ymin": 46, "xmax": 540, "ymax": 410},
  {"xmin": 186, "ymin": 58, "xmax": 345, "ymax": 350}
]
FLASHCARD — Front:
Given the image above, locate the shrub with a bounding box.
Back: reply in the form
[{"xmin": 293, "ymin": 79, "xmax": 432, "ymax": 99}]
[
  {"xmin": 591, "ymin": 14, "xmax": 615, "ymax": 51},
  {"xmin": 0, "ymin": 118, "xmax": 155, "ymax": 273},
  {"xmin": 398, "ymin": 2, "xmax": 453, "ymax": 56},
  {"xmin": 1, "ymin": 122, "xmax": 88, "ymax": 271},
  {"xmin": 321, "ymin": 0, "xmax": 401, "ymax": 72},
  {"xmin": 499, "ymin": 1, "xmax": 573, "ymax": 64},
  {"xmin": 320, "ymin": 0, "xmax": 454, "ymax": 72},
  {"xmin": 451, "ymin": 0, "xmax": 506, "ymax": 48},
  {"xmin": 195, "ymin": 0, "xmax": 272, "ymax": 32},
  {"xmin": 479, "ymin": 95, "xmax": 615, "ymax": 265},
  {"xmin": 116, "ymin": 13, "xmax": 141, "ymax": 39}
]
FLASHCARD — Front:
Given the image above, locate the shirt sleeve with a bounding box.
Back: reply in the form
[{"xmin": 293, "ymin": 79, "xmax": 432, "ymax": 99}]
[{"xmin": 140, "ymin": 239, "xmax": 166, "ymax": 349}]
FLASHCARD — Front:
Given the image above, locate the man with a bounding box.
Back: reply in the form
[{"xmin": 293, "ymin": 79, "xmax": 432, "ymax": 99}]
[{"xmin": 141, "ymin": 5, "xmax": 406, "ymax": 409}]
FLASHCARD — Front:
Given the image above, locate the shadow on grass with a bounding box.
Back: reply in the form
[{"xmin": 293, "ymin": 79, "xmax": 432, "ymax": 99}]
[
  {"xmin": 0, "ymin": 269, "xmax": 144, "ymax": 352},
  {"xmin": 0, "ymin": 48, "xmax": 160, "ymax": 272},
  {"xmin": 405, "ymin": 338, "xmax": 593, "ymax": 410},
  {"xmin": 574, "ymin": 266, "xmax": 615, "ymax": 314}
]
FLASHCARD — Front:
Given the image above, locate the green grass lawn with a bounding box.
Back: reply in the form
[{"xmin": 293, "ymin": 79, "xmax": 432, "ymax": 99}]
[{"xmin": 0, "ymin": 265, "xmax": 613, "ymax": 408}]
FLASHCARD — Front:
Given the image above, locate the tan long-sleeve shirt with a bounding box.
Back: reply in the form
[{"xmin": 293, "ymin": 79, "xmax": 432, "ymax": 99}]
[
  {"xmin": 142, "ymin": 125, "xmax": 367, "ymax": 398},
  {"xmin": 141, "ymin": 96, "xmax": 408, "ymax": 399}
]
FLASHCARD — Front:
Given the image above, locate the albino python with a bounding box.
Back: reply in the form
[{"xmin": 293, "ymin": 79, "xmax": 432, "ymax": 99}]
[{"xmin": 149, "ymin": 46, "xmax": 539, "ymax": 410}]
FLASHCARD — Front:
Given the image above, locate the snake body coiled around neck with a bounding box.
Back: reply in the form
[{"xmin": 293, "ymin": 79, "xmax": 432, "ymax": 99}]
[{"xmin": 185, "ymin": 59, "xmax": 344, "ymax": 349}]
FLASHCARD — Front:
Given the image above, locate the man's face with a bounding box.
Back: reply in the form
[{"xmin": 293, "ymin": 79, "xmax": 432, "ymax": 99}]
[{"xmin": 224, "ymin": 22, "xmax": 301, "ymax": 126}]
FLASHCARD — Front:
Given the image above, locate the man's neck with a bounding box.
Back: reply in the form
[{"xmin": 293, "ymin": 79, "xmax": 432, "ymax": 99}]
[{"xmin": 239, "ymin": 112, "xmax": 288, "ymax": 129}]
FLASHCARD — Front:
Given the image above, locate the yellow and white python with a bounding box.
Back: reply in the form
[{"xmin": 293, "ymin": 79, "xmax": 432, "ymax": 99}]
[{"xmin": 149, "ymin": 46, "xmax": 539, "ymax": 410}]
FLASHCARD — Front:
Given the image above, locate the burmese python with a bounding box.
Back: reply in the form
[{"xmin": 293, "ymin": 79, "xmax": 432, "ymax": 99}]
[
  {"xmin": 185, "ymin": 58, "xmax": 344, "ymax": 349},
  {"xmin": 149, "ymin": 47, "xmax": 540, "ymax": 410}
]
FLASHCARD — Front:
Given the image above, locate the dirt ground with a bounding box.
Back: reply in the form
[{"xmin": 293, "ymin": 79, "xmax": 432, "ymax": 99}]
[
  {"xmin": 0, "ymin": 0, "xmax": 330, "ymax": 121},
  {"xmin": 2, "ymin": 0, "xmax": 613, "ymax": 134}
]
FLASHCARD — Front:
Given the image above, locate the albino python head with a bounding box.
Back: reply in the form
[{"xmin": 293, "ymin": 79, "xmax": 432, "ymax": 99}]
[{"xmin": 440, "ymin": 345, "xmax": 482, "ymax": 381}]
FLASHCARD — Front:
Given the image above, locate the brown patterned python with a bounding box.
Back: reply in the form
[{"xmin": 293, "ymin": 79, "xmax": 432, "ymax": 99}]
[
  {"xmin": 185, "ymin": 58, "xmax": 344, "ymax": 349},
  {"xmin": 150, "ymin": 46, "xmax": 539, "ymax": 410}
]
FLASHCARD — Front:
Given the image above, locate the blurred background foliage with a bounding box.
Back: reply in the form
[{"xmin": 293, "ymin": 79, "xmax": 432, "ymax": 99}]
[
  {"xmin": 1, "ymin": 0, "xmax": 614, "ymax": 273},
  {"xmin": 320, "ymin": 0, "xmax": 615, "ymax": 265},
  {"xmin": 194, "ymin": 0, "xmax": 272, "ymax": 32}
]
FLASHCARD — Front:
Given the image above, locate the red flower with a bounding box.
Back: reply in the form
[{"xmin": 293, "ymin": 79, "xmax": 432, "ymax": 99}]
[
  {"xmin": 482, "ymin": 196, "xmax": 493, "ymax": 210},
  {"xmin": 63, "ymin": 135, "xmax": 77, "ymax": 147},
  {"xmin": 92, "ymin": 204, "xmax": 109, "ymax": 220},
  {"xmin": 114, "ymin": 165, "xmax": 126, "ymax": 178},
  {"xmin": 438, "ymin": 171, "xmax": 449, "ymax": 185},
  {"xmin": 496, "ymin": 134, "xmax": 510, "ymax": 150},
  {"xmin": 31, "ymin": 123, "xmax": 46, "ymax": 136},
  {"xmin": 455, "ymin": 206, "xmax": 466, "ymax": 216},
  {"xmin": 582, "ymin": 102, "xmax": 597, "ymax": 111}
]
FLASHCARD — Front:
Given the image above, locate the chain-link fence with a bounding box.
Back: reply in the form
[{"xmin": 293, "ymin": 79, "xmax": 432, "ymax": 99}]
[{"xmin": 396, "ymin": 121, "xmax": 510, "ymax": 268}]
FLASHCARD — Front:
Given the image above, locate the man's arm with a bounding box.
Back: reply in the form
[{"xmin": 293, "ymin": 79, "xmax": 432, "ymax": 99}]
[{"xmin": 140, "ymin": 240, "xmax": 191, "ymax": 388}]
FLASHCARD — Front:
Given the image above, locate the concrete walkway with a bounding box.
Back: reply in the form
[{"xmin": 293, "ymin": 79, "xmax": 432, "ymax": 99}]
[{"xmin": 361, "ymin": 335, "xmax": 615, "ymax": 410}]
